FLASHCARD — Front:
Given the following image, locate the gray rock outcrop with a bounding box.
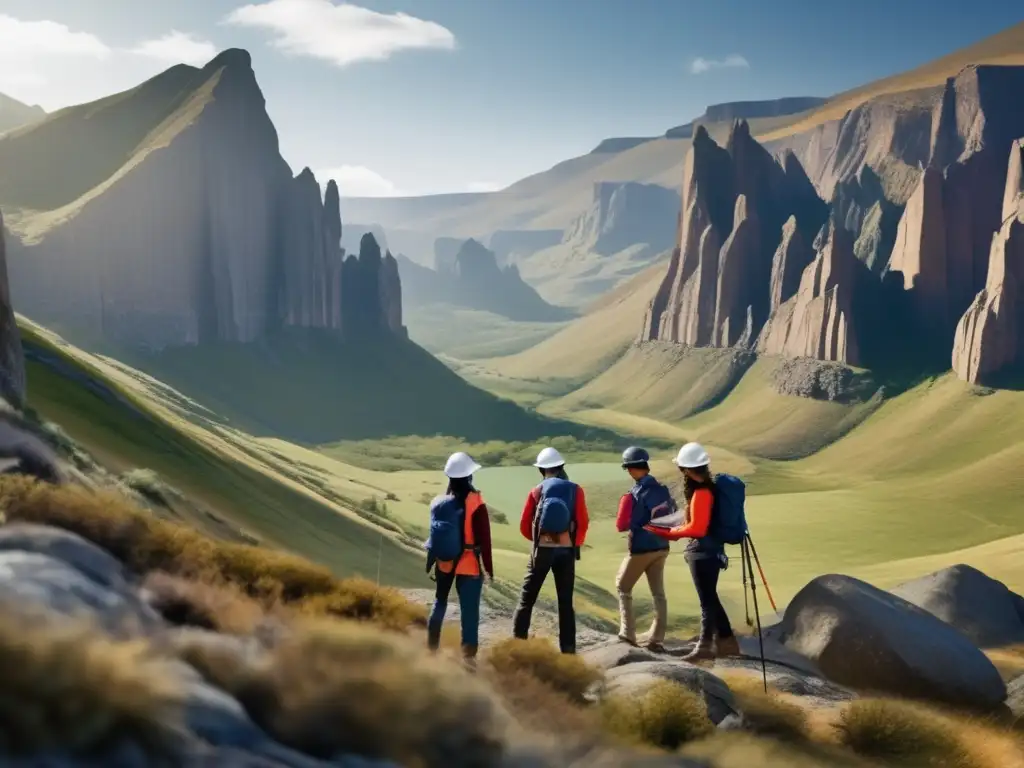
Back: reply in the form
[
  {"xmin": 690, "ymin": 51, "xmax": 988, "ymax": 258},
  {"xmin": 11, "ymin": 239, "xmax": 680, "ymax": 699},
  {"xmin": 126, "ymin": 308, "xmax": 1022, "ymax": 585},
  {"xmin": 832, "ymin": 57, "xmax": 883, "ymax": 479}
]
[
  {"xmin": 642, "ymin": 122, "xmax": 829, "ymax": 351},
  {"xmin": 758, "ymin": 221, "xmax": 863, "ymax": 364},
  {"xmin": 952, "ymin": 138, "xmax": 1024, "ymax": 384},
  {"xmin": 0, "ymin": 210, "xmax": 25, "ymax": 406},
  {"xmin": 768, "ymin": 573, "xmax": 1007, "ymax": 710},
  {"xmin": 890, "ymin": 564, "xmax": 1024, "ymax": 648}
]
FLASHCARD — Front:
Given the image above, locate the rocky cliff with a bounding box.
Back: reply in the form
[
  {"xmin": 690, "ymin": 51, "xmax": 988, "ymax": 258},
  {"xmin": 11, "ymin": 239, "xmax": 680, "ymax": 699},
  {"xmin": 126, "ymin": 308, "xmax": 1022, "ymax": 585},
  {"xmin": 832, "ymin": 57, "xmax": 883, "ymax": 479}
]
[
  {"xmin": 562, "ymin": 182, "xmax": 680, "ymax": 258},
  {"xmin": 0, "ymin": 212, "xmax": 25, "ymax": 407},
  {"xmin": 642, "ymin": 122, "xmax": 829, "ymax": 348},
  {"xmin": 1, "ymin": 50, "xmax": 404, "ymax": 350},
  {"xmin": 643, "ymin": 68, "xmax": 1024, "ymax": 382},
  {"xmin": 952, "ymin": 138, "xmax": 1024, "ymax": 384},
  {"xmin": 399, "ymin": 239, "xmax": 571, "ymax": 322}
]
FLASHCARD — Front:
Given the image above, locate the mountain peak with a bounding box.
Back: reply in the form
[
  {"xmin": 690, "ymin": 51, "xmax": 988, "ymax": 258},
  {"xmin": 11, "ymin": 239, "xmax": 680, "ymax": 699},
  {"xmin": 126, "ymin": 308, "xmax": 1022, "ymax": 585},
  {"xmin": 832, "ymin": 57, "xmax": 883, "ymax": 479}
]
[{"xmin": 204, "ymin": 48, "xmax": 253, "ymax": 73}]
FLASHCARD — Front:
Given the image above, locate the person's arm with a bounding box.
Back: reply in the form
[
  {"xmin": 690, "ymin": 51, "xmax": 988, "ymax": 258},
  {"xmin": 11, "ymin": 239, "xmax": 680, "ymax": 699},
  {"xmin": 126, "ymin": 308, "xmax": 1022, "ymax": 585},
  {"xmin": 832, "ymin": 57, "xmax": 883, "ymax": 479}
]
[
  {"xmin": 645, "ymin": 488, "xmax": 712, "ymax": 541},
  {"xmin": 474, "ymin": 504, "xmax": 494, "ymax": 579},
  {"xmin": 615, "ymin": 493, "xmax": 633, "ymax": 533},
  {"xmin": 574, "ymin": 486, "xmax": 590, "ymax": 546},
  {"xmin": 519, "ymin": 488, "xmax": 539, "ymax": 541}
]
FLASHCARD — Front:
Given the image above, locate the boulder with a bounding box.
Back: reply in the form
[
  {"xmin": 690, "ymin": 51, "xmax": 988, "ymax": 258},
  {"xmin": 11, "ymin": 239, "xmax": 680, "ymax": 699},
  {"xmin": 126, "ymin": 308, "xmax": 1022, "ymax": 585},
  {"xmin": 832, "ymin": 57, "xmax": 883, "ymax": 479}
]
[
  {"xmin": 0, "ymin": 523, "xmax": 127, "ymax": 589},
  {"xmin": 1008, "ymin": 675, "xmax": 1023, "ymax": 719},
  {"xmin": 0, "ymin": 549, "xmax": 162, "ymax": 637},
  {"xmin": 769, "ymin": 573, "xmax": 1007, "ymax": 710},
  {"xmin": 603, "ymin": 660, "xmax": 737, "ymax": 725},
  {"xmin": 890, "ymin": 564, "xmax": 1024, "ymax": 648}
]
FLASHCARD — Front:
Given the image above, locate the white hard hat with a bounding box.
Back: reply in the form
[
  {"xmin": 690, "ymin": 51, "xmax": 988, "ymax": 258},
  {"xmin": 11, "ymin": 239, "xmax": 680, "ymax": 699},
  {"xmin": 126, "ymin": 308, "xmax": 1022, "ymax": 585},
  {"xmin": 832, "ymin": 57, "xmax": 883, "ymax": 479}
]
[
  {"xmin": 674, "ymin": 442, "xmax": 710, "ymax": 468},
  {"xmin": 444, "ymin": 451, "xmax": 482, "ymax": 479},
  {"xmin": 533, "ymin": 446, "xmax": 565, "ymax": 469}
]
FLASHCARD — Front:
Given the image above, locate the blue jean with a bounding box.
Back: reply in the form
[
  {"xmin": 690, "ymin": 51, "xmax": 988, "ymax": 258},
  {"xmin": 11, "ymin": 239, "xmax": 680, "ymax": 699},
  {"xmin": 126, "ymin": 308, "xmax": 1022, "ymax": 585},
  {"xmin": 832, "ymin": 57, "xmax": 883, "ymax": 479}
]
[{"xmin": 427, "ymin": 568, "xmax": 483, "ymax": 648}]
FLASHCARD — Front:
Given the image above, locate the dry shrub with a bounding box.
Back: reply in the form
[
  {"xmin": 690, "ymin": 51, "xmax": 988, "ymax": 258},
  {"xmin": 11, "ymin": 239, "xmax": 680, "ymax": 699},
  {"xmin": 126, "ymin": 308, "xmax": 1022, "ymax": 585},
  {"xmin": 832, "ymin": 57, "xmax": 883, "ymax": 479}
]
[
  {"xmin": 0, "ymin": 609, "xmax": 184, "ymax": 762},
  {"xmin": 484, "ymin": 638, "xmax": 602, "ymax": 703},
  {"xmin": 836, "ymin": 698, "xmax": 975, "ymax": 767},
  {"xmin": 682, "ymin": 732, "xmax": 874, "ymax": 768},
  {"xmin": 141, "ymin": 571, "xmax": 267, "ymax": 635},
  {"xmin": 213, "ymin": 618, "xmax": 507, "ymax": 767},
  {"xmin": 484, "ymin": 664, "xmax": 600, "ymax": 737},
  {"xmin": 985, "ymin": 644, "xmax": 1024, "ymax": 682},
  {"xmin": 0, "ymin": 476, "xmax": 425, "ymax": 629},
  {"xmin": 600, "ymin": 680, "xmax": 714, "ymax": 751},
  {"xmin": 716, "ymin": 670, "xmax": 810, "ymax": 743}
]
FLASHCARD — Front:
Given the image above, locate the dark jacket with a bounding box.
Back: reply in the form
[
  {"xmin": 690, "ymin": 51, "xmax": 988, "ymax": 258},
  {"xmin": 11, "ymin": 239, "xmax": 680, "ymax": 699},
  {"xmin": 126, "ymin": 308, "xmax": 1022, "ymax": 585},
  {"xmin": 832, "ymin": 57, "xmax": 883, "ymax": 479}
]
[{"xmin": 615, "ymin": 474, "xmax": 671, "ymax": 555}]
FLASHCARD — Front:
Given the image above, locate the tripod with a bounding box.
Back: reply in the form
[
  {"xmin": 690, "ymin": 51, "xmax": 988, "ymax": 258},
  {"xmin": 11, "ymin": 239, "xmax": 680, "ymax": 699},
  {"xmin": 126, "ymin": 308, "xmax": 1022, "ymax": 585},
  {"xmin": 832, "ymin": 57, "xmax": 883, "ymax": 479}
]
[{"xmin": 740, "ymin": 530, "xmax": 776, "ymax": 693}]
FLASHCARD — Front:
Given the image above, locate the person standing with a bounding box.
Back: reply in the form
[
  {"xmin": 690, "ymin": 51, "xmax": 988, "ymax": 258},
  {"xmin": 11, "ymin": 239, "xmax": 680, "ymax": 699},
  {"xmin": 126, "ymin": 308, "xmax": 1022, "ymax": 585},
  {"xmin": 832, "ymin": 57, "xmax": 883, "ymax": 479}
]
[
  {"xmin": 511, "ymin": 446, "xmax": 590, "ymax": 654},
  {"xmin": 644, "ymin": 442, "xmax": 740, "ymax": 661},
  {"xmin": 425, "ymin": 451, "xmax": 494, "ymax": 668},
  {"xmin": 615, "ymin": 446, "xmax": 673, "ymax": 652}
]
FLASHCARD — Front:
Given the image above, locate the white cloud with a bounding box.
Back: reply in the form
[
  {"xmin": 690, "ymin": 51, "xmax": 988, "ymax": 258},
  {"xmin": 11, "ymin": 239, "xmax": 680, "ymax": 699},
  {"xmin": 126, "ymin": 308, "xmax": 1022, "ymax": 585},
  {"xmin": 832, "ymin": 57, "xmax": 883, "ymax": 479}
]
[
  {"xmin": 129, "ymin": 31, "xmax": 218, "ymax": 67},
  {"xmin": 0, "ymin": 14, "xmax": 110, "ymax": 60},
  {"xmin": 690, "ymin": 54, "xmax": 749, "ymax": 75},
  {"xmin": 318, "ymin": 165, "xmax": 406, "ymax": 197},
  {"xmin": 466, "ymin": 181, "xmax": 502, "ymax": 193},
  {"xmin": 224, "ymin": 0, "xmax": 455, "ymax": 67}
]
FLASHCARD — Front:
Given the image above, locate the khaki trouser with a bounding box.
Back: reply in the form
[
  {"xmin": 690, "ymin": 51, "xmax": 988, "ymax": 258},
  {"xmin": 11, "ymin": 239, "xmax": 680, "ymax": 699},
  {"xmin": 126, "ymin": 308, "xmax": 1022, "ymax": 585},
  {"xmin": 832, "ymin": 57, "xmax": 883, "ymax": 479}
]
[{"xmin": 616, "ymin": 550, "xmax": 669, "ymax": 644}]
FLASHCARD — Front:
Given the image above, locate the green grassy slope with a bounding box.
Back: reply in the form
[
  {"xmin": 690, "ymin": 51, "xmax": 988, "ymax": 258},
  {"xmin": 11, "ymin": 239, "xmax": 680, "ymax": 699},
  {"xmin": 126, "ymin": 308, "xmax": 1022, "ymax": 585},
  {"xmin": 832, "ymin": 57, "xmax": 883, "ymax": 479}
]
[
  {"xmin": 19, "ymin": 320, "xmax": 425, "ymax": 587},
  {"xmin": 122, "ymin": 329, "xmax": 624, "ymax": 446},
  {"xmin": 405, "ymin": 305, "xmax": 567, "ymax": 361},
  {"xmin": 0, "ymin": 64, "xmax": 205, "ymax": 213}
]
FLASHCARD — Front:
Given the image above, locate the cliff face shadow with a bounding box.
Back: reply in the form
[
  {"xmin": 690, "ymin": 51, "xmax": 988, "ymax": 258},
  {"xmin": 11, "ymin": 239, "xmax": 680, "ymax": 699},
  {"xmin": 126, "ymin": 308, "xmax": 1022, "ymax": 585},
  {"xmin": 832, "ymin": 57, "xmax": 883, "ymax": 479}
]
[{"xmin": 121, "ymin": 329, "xmax": 628, "ymax": 446}]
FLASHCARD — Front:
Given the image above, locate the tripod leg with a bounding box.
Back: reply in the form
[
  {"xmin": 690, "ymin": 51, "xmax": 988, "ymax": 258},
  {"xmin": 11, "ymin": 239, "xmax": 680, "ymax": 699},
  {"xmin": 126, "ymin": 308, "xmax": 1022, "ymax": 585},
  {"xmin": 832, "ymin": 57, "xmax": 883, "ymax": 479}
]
[
  {"xmin": 745, "ymin": 533, "xmax": 778, "ymax": 613},
  {"xmin": 741, "ymin": 540, "xmax": 751, "ymax": 627},
  {"xmin": 744, "ymin": 538, "xmax": 768, "ymax": 694}
]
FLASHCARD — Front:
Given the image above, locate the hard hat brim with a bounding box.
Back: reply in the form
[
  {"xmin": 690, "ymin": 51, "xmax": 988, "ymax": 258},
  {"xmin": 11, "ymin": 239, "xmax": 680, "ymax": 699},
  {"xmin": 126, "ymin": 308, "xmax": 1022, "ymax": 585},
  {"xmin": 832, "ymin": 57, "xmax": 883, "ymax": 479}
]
[
  {"xmin": 445, "ymin": 461, "xmax": 482, "ymax": 479},
  {"xmin": 533, "ymin": 461, "xmax": 565, "ymax": 469}
]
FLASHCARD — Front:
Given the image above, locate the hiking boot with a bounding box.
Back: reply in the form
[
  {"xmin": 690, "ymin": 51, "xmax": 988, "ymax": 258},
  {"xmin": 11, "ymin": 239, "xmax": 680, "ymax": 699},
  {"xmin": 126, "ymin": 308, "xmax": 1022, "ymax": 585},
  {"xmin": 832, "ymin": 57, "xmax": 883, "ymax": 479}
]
[
  {"xmin": 427, "ymin": 627, "xmax": 441, "ymax": 653},
  {"xmin": 617, "ymin": 634, "xmax": 638, "ymax": 646},
  {"xmin": 462, "ymin": 644, "xmax": 478, "ymax": 672},
  {"xmin": 643, "ymin": 641, "xmax": 667, "ymax": 654},
  {"xmin": 715, "ymin": 635, "xmax": 741, "ymax": 658},
  {"xmin": 681, "ymin": 637, "xmax": 714, "ymax": 663}
]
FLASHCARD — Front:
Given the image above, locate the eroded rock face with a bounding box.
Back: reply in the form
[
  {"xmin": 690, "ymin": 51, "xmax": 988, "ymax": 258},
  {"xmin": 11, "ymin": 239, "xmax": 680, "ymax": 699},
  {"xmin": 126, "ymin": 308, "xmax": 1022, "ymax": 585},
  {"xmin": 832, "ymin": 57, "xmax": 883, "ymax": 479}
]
[
  {"xmin": 758, "ymin": 221, "xmax": 863, "ymax": 364},
  {"xmin": 4, "ymin": 50, "xmax": 403, "ymax": 351},
  {"xmin": 768, "ymin": 216, "xmax": 812, "ymax": 312},
  {"xmin": 642, "ymin": 122, "xmax": 828, "ymax": 352},
  {"xmin": 0, "ymin": 211, "xmax": 25, "ymax": 407},
  {"xmin": 952, "ymin": 138, "xmax": 1024, "ymax": 384}
]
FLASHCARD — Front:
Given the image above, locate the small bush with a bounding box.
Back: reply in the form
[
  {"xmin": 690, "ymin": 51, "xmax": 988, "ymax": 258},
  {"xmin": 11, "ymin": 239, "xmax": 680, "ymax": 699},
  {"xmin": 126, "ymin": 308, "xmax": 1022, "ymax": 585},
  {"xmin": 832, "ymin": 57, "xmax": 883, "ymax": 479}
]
[
  {"xmin": 0, "ymin": 476, "xmax": 425, "ymax": 629},
  {"xmin": 217, "ymin": 619, "xmax": 506, "ymax": 767},
  {"xmin": 141, "ymin": 571, "xmax": 267, "ymax": 635},
  {"xmin": 601, "ymin": 680, "xmax": 714, "ymax": 751},
  {"xmin": 0, "ymin": 608, "xmax": 184, "ymax": 761},
  {"xmin": 484, "ymin": 638, "xmax": 602, "ymax": 702},
  {"xmin": 835, "ymin": 699, "xmax": 970, "ymax": 767},
  {"xmin": 717, "ymin": 671, "xmax": 810, "ymax": 742},
  {"xmin": 120, "ymin": 468, "xmax": 180, "ymax": 509}
]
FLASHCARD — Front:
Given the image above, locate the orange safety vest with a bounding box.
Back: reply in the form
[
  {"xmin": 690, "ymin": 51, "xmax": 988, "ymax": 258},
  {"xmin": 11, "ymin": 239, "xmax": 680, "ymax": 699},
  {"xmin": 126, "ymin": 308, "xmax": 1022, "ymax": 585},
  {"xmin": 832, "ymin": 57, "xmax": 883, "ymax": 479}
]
[{"xmin": 436, "ymin": 492, "xmax": 483, "ymax": 576}]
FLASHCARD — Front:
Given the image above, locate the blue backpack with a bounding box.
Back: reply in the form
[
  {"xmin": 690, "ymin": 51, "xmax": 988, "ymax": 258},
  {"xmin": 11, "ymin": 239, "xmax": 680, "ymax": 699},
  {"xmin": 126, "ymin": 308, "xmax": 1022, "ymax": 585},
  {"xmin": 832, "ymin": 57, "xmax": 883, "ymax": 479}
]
[
  {"xmin": 633, "ymin": 479, "xmax": 682, "ymax": 528},
  {"xmin": 536, "ymin": 478, "xmax": 574, "ymax": 535},
  {"xmin": 425, "ymin": 495, "xmax": 465, "ymax": 562},
  {"xmin": 711, "ymin": 474, "xmax": 747, "ymax": 545}
]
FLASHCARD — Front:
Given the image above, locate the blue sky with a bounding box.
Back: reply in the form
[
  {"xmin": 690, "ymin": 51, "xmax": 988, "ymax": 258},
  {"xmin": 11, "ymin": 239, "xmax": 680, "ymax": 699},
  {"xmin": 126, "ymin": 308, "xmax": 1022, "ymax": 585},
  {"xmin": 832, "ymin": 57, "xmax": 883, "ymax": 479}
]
[{"xmin": 0, "ymin": 0, "xmax": 1021, "ymax": 196}]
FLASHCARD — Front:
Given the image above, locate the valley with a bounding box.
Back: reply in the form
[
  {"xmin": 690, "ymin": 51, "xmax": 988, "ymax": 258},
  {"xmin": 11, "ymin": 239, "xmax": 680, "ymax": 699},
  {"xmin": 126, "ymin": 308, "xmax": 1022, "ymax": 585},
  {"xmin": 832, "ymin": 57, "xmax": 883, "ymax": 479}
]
[{"xmin": 2, "ymin": 17, "xmax": 1024, "ymax": 645}]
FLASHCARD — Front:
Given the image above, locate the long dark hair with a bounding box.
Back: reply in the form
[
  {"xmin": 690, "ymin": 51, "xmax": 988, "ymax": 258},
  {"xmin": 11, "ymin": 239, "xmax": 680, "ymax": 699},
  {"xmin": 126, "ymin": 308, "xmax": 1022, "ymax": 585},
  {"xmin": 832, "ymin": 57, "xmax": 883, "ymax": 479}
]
[
  {"xmin": 681, "ymin": 464, "xmax": 714, "ymax": 503},
  {"xmin": 447, "ymin": 476, "xmax": 476, "ymax": 501},
  {"xmin": 539, "ymin": 466, "xmax": 569, "ymax": 481}
]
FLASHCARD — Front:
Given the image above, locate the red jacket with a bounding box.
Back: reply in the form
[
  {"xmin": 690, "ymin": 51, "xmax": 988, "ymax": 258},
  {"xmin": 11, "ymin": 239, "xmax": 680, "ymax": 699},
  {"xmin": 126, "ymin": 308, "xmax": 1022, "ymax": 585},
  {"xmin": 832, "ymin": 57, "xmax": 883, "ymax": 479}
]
[
  {"xmin": 643, "ymin": 487, "xmax": 713, "ymax": 541},
  {"xmin": 519, "ymin": 484, "xmax": 590, "ymax": 546}
]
